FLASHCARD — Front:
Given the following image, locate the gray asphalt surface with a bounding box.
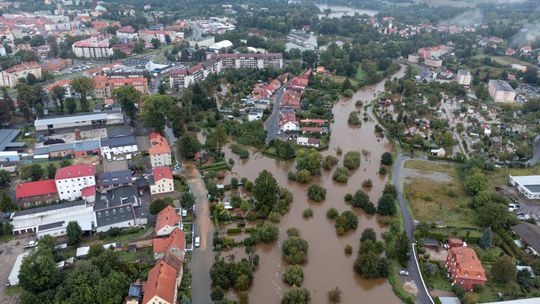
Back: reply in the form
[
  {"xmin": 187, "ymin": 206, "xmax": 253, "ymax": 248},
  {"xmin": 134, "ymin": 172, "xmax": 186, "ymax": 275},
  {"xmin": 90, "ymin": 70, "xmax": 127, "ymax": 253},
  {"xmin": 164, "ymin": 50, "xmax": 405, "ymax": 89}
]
[
  {"xmin": 265, "ymin": 86, "xmax": 285, "ymax": 143},
  {"xmin": 392, "ymin": 154, "xmax": 434, "ymax": 304}
]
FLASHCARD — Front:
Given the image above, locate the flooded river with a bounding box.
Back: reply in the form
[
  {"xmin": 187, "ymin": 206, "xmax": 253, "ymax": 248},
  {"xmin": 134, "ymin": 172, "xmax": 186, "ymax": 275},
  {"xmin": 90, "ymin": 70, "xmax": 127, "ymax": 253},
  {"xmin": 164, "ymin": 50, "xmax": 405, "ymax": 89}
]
[{"xmin": 220, "ymin": 67, "xmax": 406, "ymax": 303}]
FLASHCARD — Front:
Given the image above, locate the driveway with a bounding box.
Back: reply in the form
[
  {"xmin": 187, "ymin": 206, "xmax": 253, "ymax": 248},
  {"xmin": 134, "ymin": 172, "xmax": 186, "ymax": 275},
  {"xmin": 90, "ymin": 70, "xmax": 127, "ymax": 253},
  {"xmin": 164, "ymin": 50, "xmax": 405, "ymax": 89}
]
[
  {"xmin": 392, "ymin": 154, "xmax": 434, "ymax": 304},
  {"xmin": 0, "ymin": 235, "xmax": 34, "ymax": 304}
]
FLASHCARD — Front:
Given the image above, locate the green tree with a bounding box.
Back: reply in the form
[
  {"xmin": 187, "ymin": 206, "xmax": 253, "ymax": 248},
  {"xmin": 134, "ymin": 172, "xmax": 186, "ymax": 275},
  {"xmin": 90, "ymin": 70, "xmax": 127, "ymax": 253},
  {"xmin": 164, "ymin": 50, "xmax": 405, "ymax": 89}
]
[
  {"xmin": 491, "ymin": 256, "xmax": 516, "ymax": 283},
  {"xmin": 179, "ymin": 133, "xmax": 201, "ymax": 159},
  {"xmin": 282, "ymin": 286, "xmax": 310, "ymax": 304},
  {"xmin": 517, "ymin": 269, "xmax": 535, "ymax": 291},
  {"xmin": 343, "ymin": 151, "xmax": 361, "ymax": 170},
  {"xmin": 332, "ymin": 167, "xmax": 349, "ymax": 183},
  {"xmin": 180, "ymin": 191, "xmax": 195, "ymax": 210},
  {"xmin": 149, "ymin": 197, "xmax": 173, "ymax": 215},
  {"xmin": 348, "ymin": 111, "xmax": 361, "ymax": 126},
  {"xmin": 46, "ymin": 163, "xmax": 56, "ymax": 179},
  {"xmin": 112, "ymin": 86, "xmax": 141, "ymax": 119},
  {"xmin": 479, "ymin": 227, "xmax": 492, "ymax": 249},
  {"xmin": 380, "ymin": 152, "xmax": 393, "ymax": 166},
  {"xmin": 322, "ymin": 155, "xmax": 338, "ymax": 170},
  {"xmin": 328, "ymin": 287, "xmax": 342, "ymax": 304},
  {"xmin": 360, "ymin": 228, "xmax": 377, "ymax": 242},
  {"xmin": 66, "ymin": 221, "xmax": 83, "ymax": 247},
  {"xmin": 50, "ymin": 85, "xmax": 66, "ymax": 112},
  {"xmin": 0, "ymin": 170, "xmax": 11, "ymax": 187},
  {"xmin": 19, "ymin": 250, "xmax": 61, "ymax": 293},
  {"xmin": 394, "ymin": 232, "xmax": 410, "ymax": 266},
  {"xmin": 0, "ymin": 193, "xmax": 18, "ymax": 212},
  {"xmin": 274, "ymin": 140, "xmax": 296, "ymax": 160},
  {"xmin": 478, "ymin": 203, "xmax": 511, "ymax": 230},
  {"xmin": 296, "ymin": 149, "xmax": 322, "ymax": 175},
  {"xmin": 20, "ymin": 164, "xmax": 44, "ymax": 181},
  {"xmin": 65, "ymin": 97, "xmax": 77, "ymax": 114},
  {"xmin": 377, "ymin": 194, "xmax": 396, "ymax": 216},
  {"xmin": 70, "ymin": 77, "xmax": 94, "ymax": 112},
  {"xmin": 282, "ymin": 265, "xmax": 304, "ymax": 286},
  {"xmin": 253, "ymin": 170, "xmax": 279, "ymax": 215},
  {"xmin": 351, "ymin": 189, "xmax": 370, "ymax": 209},
  {"xmin": 335, "ymin": 211, "xmax": 358, "ymax": 235},
  {"xmin": 307, "ymin": 184, "xmax": 326, "ymax": 202},
  {"xmin": 253, "ymin": 222, "xmax": 279, "ymax": 244},
  {"xmin": 465, "ymin": 168, "xmax": 487, "ymax": 196},
  {"xmin": 140, "ymin": 94, "xmax": 174, "ymax": 132},
  {"xmin": 211, "ymin": 286, "xmax": 224, "ymax": 301},
  {"xmin": 282, "ymin": 235, "xmax": 309, "ymax": 265},
  {"xmin": 151, "ymin": 38, "xmax": 161, "ymax": 49}
]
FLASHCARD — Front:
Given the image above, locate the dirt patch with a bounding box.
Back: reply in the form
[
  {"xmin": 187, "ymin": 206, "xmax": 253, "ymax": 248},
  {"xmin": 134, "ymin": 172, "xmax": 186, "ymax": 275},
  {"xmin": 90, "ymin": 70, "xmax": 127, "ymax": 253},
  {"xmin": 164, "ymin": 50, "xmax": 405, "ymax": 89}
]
[
  {"xmin": 103, "ymin": 159, "xmax": 128, "ymax": 172},
  {"xmin": 425, "ymin": 248, "xmax": 448, "ymax": 262},
  {"xmin": 404, "ymin": 168, "xmax": 452, "ymax": 183},
  {"xmin": 403, "ymin": 281, "xmax": 418, "ymax": 295}
]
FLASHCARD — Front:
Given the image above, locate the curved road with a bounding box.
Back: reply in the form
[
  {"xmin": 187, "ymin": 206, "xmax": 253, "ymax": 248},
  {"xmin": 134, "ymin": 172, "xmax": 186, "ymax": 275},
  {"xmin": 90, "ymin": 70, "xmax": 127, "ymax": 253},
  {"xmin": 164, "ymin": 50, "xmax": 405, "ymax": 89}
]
[{"xmin": 392, "ymin": 154, "xmax": 434, "ymax": 304}]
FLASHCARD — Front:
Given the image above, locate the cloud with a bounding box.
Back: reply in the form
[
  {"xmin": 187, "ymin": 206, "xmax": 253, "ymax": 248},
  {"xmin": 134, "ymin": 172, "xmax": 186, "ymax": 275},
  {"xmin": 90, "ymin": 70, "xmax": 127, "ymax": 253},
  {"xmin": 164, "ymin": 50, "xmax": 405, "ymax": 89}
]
[
  {"xmin": 439, "ymin": 9, "xmax": 484, "ymax": 27},
  {"xmin": 510, "ymin": 22, "xmax": 540, "ymax": 47}
]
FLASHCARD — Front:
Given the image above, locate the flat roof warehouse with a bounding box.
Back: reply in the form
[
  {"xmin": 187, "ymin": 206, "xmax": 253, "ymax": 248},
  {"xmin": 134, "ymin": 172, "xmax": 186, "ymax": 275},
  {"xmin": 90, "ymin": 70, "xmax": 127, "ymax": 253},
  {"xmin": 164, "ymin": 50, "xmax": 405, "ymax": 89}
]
[{"xmin": 509, "ymin": 175, "xmax": 540, "ymax": 199}]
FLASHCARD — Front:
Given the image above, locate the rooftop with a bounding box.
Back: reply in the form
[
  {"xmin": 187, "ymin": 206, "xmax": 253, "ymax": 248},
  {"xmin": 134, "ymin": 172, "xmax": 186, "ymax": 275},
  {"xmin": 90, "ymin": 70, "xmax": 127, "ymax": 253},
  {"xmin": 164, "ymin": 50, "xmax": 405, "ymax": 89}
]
[
  {"xmin": 512, "ymin": 222, "xmax": 540, "ymax": 253},
  {"xmin": 13, "ymin": 200, "xmax": 87, "ymax": 217},
  {"xmin": 155, "ymin": 206, "xmax": 181, "ymax": 235},
  {"xmin": 55, "ymin": 164, "xmax": 96, "ymax": 180},
  {"xmin": 142, "ymin": 261, "xmax": 178, "ymax": 304},
  {"xmin": 97, "ymin": 170, "xmax": 133, "ymax": 189},
  {"xmin": 153, "ymin": 228, "xmax": 185, "ymax": 253},
  {"xmin": 152, "ymin": 166, "xmax": 173, "ymax": 182},
  {"xmin": 148, "ymin": 132, "xmax": 171, "ymax": 156},
  {"xmin": 16, "ymin": 179, "xmax": 57, "ymax": 199},
  {"xmin": 95, "ymin": 203, "xmax": 135, "ymax": 227},
  {"xmin": 0, "ymin": 129, "xmax": 24, "ymax": 151},
  {"xmin": 34, "ymin": 112, "xmax": 123, "ymax": 128},
  {"xmin": 489, "ymin": 79, "xmax": 515, "ymax": 92}
]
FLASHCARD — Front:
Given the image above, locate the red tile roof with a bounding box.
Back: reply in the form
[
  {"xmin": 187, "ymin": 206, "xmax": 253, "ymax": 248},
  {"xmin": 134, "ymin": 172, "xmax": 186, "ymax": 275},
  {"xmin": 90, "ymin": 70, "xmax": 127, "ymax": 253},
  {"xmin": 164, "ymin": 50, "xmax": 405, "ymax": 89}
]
[
  {"xmin": 152, "ymin": 167, "xmax": 173, "ymax": 182},
  {"xmin": 142, "ymin": 260, "xmax": 177, "ymax": 304},
  {"xmin": 155, "ymin": 206, "xmax": 181, "ymax": 235},
  {"xmin": 149, "ymin": 132, "xmax": 171, "ymax": 156},
  {"xmin": 153, "ymin": 229, "xmax": 185, "ymax": 254},
  {"xmin": 55, "ymin": 165, "xmax": 96, "ymax": 180},
  {"xmin": 81, "ymin": 185, "xmax": 95, "ymax": 197},
  {"xmin": 4, "ymin": 61, "xmax": 40, "ymax": 73},
  {"xmin": 117, "ymin": 25, "xmax": 135, "ymax": 33},
  {"xmin": 16, "ymin": 180, "xmax": 57, "ymax": 199},
  {"xmin": 280, "ymin": 112, "xmax": 297, "ymax": 125}
]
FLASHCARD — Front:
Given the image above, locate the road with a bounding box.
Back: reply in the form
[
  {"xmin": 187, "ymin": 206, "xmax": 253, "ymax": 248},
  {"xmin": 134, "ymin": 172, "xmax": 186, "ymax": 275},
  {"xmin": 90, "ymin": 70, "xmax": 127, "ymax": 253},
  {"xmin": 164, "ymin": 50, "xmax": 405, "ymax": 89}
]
[
  {"xmin": 0, "ymin": 235, "xmax": 34, "ymax": 304},
  {"xmin": 164, "ymin": 124, "xmax": 213, "ymax": 304},
  {"xmin": 392, "ymin": 154, "xmax": 434, "ymax": 304},
  {"xmin": 440, "ymin": 100, "xmax": 469, "ymax": 159},
  {"xmin": 264, "ymin": 86, "xmax": 286, "ymax": 143}
]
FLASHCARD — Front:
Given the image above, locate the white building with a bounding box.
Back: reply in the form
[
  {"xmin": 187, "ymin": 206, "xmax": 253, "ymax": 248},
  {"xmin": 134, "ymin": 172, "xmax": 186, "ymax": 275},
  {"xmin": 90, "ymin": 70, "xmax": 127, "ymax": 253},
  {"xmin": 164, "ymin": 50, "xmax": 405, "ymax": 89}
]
[
  {"xmin": 149, "ymin": 132, "xmax": 172, "ymax": 168},
  {"xmin": 11, "ymin": 201, "xmax": 95, "ymax": 236},
  {"xmin": 488, "ymin": 79, "xmax": 516, "ymax": 103},
  {"xmin": 0, "ymin": 61, "xmax": 42, "ymax": 87},
  {"xmin": 208, "ymin": 40, "xmax": 233, "ymax": 52},
  {"xmin": 116, "ymin": 26, "xmax": 138, "ymax": 43},
  {"xmin": 248, "ymin": 109, "xmax": 264, "ymax": 121},
  {"xmin": 8, "ymin": 251, "xmax": 31, "ymax": 286},
  {"xmin": 150, "ymin": 167, "xmax": 174, "ymax": 195},
  {"xmin": 100, "ymin": 135, "xmax": 138, "ymax": 158},
  {"xmin": 509, "ymin": 175, "xmax": 540, "ymax": 199},
  {"xmin": 34, "ymin": 112, "xmax": 124, "ymax": 131},
  {"xmin": 55, "ymin": 165, "xmax": 96, "ymax": 201},
  {"xmin": 456, "ymin": 69, "xmax": 471, "ymax": 86},
  {"xmin": 155, "ymin": 206, "xmax": 182, "ymax": 237},
  {"xmin": 72, "ymin": 37, "xmax": 113, "ymax": 59}
]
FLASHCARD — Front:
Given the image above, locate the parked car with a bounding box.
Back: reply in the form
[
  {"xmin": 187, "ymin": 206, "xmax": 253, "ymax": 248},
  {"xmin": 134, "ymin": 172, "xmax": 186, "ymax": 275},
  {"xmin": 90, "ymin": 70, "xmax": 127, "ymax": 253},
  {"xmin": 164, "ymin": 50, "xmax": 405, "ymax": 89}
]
[
  {"xmin": 508, "ymin": 204, "xmax": 519, "ymax": 212},
  {"xmin": 194, "ymin": 236, "xmax": 200, "ymax": 248},
  {"xmin": 399, "ymin": 270, "xmax": 409, "ymax": 276}
]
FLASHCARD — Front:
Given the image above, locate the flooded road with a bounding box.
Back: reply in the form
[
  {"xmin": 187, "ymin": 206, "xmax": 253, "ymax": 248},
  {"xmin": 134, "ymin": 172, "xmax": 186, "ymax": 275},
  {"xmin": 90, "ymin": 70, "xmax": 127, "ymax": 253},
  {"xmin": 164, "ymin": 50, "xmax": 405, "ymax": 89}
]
[{"xmin": 221, "ymin": 67, "xmax": 406, "ymax": 303}]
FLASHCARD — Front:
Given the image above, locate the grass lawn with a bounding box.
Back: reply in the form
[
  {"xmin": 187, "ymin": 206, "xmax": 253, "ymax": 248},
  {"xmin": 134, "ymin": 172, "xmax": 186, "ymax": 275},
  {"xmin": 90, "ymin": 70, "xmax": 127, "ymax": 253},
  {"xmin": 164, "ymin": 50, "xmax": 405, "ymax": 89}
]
[
  {"xmin": 486, "ymin": 166, "xmax": 540, "ymax": 190},
  {"xmin": 403, "ymin": 160, "xmax": 473, "ymax": 226},
  {"xmin": 119, "ymin": 247, "xmax": 153, "ymax": 262},
  {"xmin": 428, "ymin": 273, "xmax": 453, "ymax": 291},
  {"xmin": 327, "ymin": 74, "xmax": 360, "ymax": 87},
  {"xmin": 473, "ymin": 55, "xmax": 536, "ymax": 68},
  {"xmin": 468, "ymin": 244, "xmax": 505, "ymax": 265},
  {"xmin": 354, "ymin": 68, "xmax": 365, "ymax": 83},
  {"xmin": 82, "ymin": 227, "xmax": 150, "ymax": 246}
]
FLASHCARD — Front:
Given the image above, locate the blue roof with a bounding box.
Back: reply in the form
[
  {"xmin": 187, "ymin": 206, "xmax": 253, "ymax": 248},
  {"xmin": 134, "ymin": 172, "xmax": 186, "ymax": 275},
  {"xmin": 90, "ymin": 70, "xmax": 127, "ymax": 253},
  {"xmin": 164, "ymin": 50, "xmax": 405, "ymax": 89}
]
[
  {"xmin": 34, "ymin": 139, "xmax": 100, "ymax": 155},
  {"xmin": 0, "ymin": 129, "xmax": 23, "ymax": 151},
  {"xmin": 128, "ymin": 284, "xmax": 142, "ymax": 298}
]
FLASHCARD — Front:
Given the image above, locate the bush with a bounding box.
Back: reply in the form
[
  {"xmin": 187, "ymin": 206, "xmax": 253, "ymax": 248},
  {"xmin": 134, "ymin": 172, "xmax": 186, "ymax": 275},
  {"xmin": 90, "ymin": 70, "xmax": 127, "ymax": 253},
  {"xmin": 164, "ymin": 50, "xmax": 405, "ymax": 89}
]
[
  {"xmin": 335, "ymin": 211, "xmax": 358, "ymax": 235},
  {"xmin": 377, "ymin": 194, "xmax": 396, "ymax": 216},
  {"xmin": 231, "ymin": 144, "xmax": 249, "ymax": 158},
  {"xmin": 282, "ymin": 265, "xmax": 304, "ymax": 286},
  {"xmin": 227, "ymin": 228, "xmax": 242, "ymax": 235},
  {"xmin": 350, "ymin": 189, "xmax": 370, "ymax": 209},
  {"xmin": 380, "ymin": 152, "xmax": 393, "ymax": 166},
  {"xmin": 344, "ymin": 245, "xmax": 353, "ymax": 255},
  {"xmin": 295, "ymin": 169, "xmax": 312, "ymax": 184},
  {"xmin": 343, "ymin": 151, "xmax": 361, "ymax": 170},
  {"xmin": 360, "ymin": 228, "xmax": 377, "ymax": 242},
  {"xmin": 307, "ymin": 184, "xmax": 326, "ymax": 202},
  {"xmin": 379, "ymin": 166, "xmax": 387, "ymax": 175},
  {"xmin": 303, "ymin": 208, "xmax": 314, "ymax": 218},
  {"xmin": 348, "ymin": 111, "xmax": 361, "ymax": 126},
  {"xmin": 328, "ymin": 287, "xmax": 342, "ymax": 304},
  {"xmin": 282, "ymin": 236, "xmax": 309, "ymax": 265},
  {"xmin": 327, "ymin": 208, "xmax": 339, "ymax": 219},
  {"xmin": 323, "ymin": 155, "xmax": 339, "ymax": 170},
  {"xmin": 282, "ymin": 286, "xmax": 310, "ymax": 304},
  {"xmin": 343, "ymin": 89, "xmax": 353, "ymax": 97},
  {"xmin": 332, "ymin": 167, "xmax": 349, "ymax": 183},
  {"xmin": 362, "ymin": 179, "xmax": 373, "ymax": 188}
]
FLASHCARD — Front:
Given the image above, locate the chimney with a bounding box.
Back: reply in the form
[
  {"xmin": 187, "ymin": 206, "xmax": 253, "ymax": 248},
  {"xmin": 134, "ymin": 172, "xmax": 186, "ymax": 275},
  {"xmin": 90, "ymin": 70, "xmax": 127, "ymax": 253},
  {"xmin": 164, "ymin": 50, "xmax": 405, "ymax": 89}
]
[{"xmin": 75, "ymin": 128, "xmax": 81, "ymax": 140}]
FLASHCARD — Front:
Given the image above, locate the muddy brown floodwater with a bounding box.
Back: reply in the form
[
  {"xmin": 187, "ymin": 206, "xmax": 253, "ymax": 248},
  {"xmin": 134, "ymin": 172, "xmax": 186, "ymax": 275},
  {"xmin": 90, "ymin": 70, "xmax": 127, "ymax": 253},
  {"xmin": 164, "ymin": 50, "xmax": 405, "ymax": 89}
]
[{"xmin": 221, "ymin": 67, "xmax": 406, "ymax": 303}]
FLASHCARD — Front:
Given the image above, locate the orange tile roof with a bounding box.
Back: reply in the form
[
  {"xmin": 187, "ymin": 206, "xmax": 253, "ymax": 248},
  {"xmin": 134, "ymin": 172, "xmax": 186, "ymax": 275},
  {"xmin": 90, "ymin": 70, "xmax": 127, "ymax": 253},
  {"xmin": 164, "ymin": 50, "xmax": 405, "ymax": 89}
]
[
  {"xmin": 153, "ymin": 229, "xmax": 185, "ymax": 254},
  {"xmin": 149, "ymin": 132, "xmax": 171, "ymax": 156},
  {"xmin": 155, "ymin": 206, "xmax": 181, "ymax": 235},
  {"xmin": 142, "ymin": 260, "xmax": 177, "ymax": 304},
  {"xmin": 448, "ymin": 246, "xmax": 487, "ymax": 281},
  {"xmin": 152, "ymin": 166, "xmax": 173, "ymax": 182},
  {"xmin": 4, "ymin": 61, "xmax": 40, "ymax": 73}
]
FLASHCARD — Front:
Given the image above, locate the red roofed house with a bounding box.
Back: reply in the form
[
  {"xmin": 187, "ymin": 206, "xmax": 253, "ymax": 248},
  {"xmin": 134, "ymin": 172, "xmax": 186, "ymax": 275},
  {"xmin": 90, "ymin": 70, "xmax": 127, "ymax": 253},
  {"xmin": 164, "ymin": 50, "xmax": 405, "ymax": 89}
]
[
  {"xmin": 505, "ymin": 48, "xmax": 516, "ymax": 56},
  {"xmin": 149, "ymin": 132, "xmax": 172, "ymax": 168},
  {"xmin": 116, "ymin": 26, "xmax": 138, "ymax": 43},
  {"xmin": 279, "ymin": 112, "xmax": 299, "ymax": 132},
  {"xmin": 448, "ymin": 239, "xmax": 464, "ymax": 248},
  {"xmin": 153, "ymin": 228, "xmax": 185, "ymax": 260},
  {"xmin": 446, "ymin": 246, "xmax": 487, "ymax": 290},
  {"xmin": 16, "ymin": 180, "xmax": 58, "ymax": 209},
  {"xmin": 40, "ymin": 58, "xmax": 69, "ymax": 74},
  {"xmin": 155, "ymin": 206, "xmax": 182, "ymax": 237},
  {"xmin": 150, "ymin": 166, "xmax": 174, "ymax": 195},
  {"xmin": 142, "ymin": 260, "xmax": 180, "ymax": 304},
  {"xmin": 0, "ymin": 61, "xmax": 42, "ymax": 87},
  {"xmin": 280, "ymin": 90, "xmax": 301, "ymax": 110},
  {"xmin": 93, "ymin": 75, "xmax": 149, "ymax": 99},
  {"xmin": 55, "ymin": 165, "xmax": 96, "ymax": 201}
]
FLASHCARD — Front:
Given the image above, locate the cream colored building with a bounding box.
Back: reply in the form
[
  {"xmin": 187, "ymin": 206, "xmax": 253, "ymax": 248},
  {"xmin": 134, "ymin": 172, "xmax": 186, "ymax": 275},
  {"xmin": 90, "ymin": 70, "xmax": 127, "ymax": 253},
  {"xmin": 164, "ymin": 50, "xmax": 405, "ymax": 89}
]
[
  {"xmin": 456, "ymin": 70, "xmax": 471, "ymax": 86},
  {"xmin": 149, "ymin": 167, "xmax": 174, "ymax": 195},
  {"xmin": 0, "ymin": 62, "xmax": 42, "ymax": 87},
  {"xmin": 488, "ymin": 79, "xmax": 516, "ymax": 103}
]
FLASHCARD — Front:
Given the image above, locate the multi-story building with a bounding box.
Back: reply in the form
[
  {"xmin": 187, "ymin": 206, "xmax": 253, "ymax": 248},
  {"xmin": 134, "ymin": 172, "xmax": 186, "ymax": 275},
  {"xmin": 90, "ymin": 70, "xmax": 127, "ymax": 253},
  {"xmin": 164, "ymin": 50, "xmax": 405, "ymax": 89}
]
[
  {"xmin": 100, "ymin": 128, "xmax": 138, "ymax": 158},
  {"xmin": 54, "ymin": 164, "xmax": 96, "ymax": 201},
  {"xmin": 149, "ymin": 166, "xmax": 174, "ymax": 195},
  {"xmin": 149, "ymin": 132, "xmax": 172, "ymax": 168},
  {"xmin": 456, "ymin": 69, "xmax": 471, "ymax": 86},
  {"xmin": 218, "ymin": 53, "xmax": 283, "ymax": 69},
  {"xmin": 116, "ymin": 26, "xmax": 138, "ymax": 43},
  {"xmin": 93, "ymin": 75, "xmax": 149, "ymax": 99},
  {"xmin": 15, "ymin": 180, "xmax": 58, "ymax": 209},
  {"xmin": 155, "ymin": 206, "xmax": 182, "ymax": 237},
  {"xmin": 488, "ymin": 79, "xmax": 516, "ymax": 103},
  {"xmin": 138, "ymin": 29, "xmax": 175, "ymax": 44},
  {"xmin": 446, "ymin": 245, "xmax": 487, "ymax": 290},
  {"xmin": 72, "ymin": 36, "xmax": 113, "ymax": 59},
  {"xmin": 0, "ymin": 61, "xmax": 42, "ymax": 87},
  {"xmin": 96, "ymin": 170, "xmax": 134, "ymax": 193},
  {"xmin": 142, "ymin": 260, "xmax": 180, "ymax": 304},
  {"xmin": 152, "ymin": 228, "xmax": 185, "ymax": 260}
]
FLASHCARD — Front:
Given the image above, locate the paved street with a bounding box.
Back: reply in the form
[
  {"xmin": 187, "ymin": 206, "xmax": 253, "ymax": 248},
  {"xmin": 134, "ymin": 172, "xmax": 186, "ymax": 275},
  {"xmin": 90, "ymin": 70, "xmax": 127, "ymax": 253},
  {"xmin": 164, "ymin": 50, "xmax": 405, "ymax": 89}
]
[
  {"xmin": 392, "ymin": 154, "xmax": 434, "ymax": 304},
  {"xmin": 0, "ymin": 235, "xmax": 34, "ymax": 304},
  {"xmin": 441, "ymin": 100, "xmax": 469, "ymax": 159},
  {"xmin": 265, "ymin": 86, "xmax": 285, "ymax": 143}
]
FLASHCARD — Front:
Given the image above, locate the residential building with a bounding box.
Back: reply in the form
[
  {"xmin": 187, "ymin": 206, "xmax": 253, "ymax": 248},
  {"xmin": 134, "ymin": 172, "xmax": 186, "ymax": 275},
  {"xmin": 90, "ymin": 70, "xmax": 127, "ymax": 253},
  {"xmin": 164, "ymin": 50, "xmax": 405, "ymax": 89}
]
[
  {"xmin": 116, "ymin": 26, "xmax": 138, "ymax": 43},
  {"xmin": 488, "ymin": 79, "xmax": 516, "ymax": 103},
  {"xmin": 55, "ymin": 164, "xmax": 96, "ymax": 201},
  {"xmin": 153, "ymin": 228, "xmax": 185, "ymax": 260},
  {"xmin": 93, "ymin": 186, "xmax": 147, "ymax": 233},
  {"xmin": 425, "ymin": 56, "xmax": 442, "ymax": 68},
  {"xmin": 248, "ymin": 108, "xmax": 264, "ymax": 121},
  {"xmin": 100, "ymin": 129, "xmax": 138, "ymax": 158},
  {"xmin": 40, "ymin": 58, "xmax": 70, "ymax": 74},
  {"xmin": 93, "ymin": 75, "xmax": 149, "ymax": 99},
  {"xmin": 149, "ymin": 166, "xmax": 174, "ymax": 195},
  {"xmin": 446, "ymin": 245, "xmax": 487, "ymax": 290},
  {"xmin": 155, "ymin": 206, "xmax": 182, "ymax": 237},
  {"xmin": 72, "ymin": 36, "xmax": 113, "ymax": 59},
  {"xmin": 0, "ymin": 61, "xmax": 41, "ymax": 87},
  {"xmin": 149, "ymin": 132, "xmax": 172, "ymax": 168},
  {"xmin": 15, "ymin": 179, "xmax": 58, "ymax": 209},
  {"xmin": 456, "ymin": 69, "xmax": 471, "ymax": 86},
  {"xmin": 138, "ymin": 29, "xmax": 176, "ymax": 44},
  {"xmin": 279, "ymin": 112, "xmax": 299, "ymax": 132},
  {"xmin": 218, "ymin": 53, "xmax": 283, "ymax": 70},
  {"xmin": 11, "ymin": 200, "xmax": 95, "ymax": 236},
  {"xmin": 296, "ymin": 137, "xmax": 320, "ymax": 148},
  {"xmin": 34, "ymin": 112, "xmax": 125, "ymax": 132},
  {"xmin": 96, "ymin": 170, "xmax": 134, "ymax": 193},
  {"xmin": 142, "ymin": 260, "xmax": 180, "ymax": 304},
  {"xmin": 33, "ymin": 139, "xmax": 101, "ymax": 159}
]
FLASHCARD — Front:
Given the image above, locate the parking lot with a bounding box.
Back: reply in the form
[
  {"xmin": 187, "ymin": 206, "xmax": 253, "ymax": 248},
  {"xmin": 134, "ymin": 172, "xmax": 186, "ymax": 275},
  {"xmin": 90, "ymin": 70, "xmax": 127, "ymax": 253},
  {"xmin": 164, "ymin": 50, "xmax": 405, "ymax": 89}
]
[
  {"xmin": 0, "ymin": 235, "xmax": 35, "ymax": 304},
  {"xmin": 498, "ymin": 185, "xmax": 540, "ymax": 222}
]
